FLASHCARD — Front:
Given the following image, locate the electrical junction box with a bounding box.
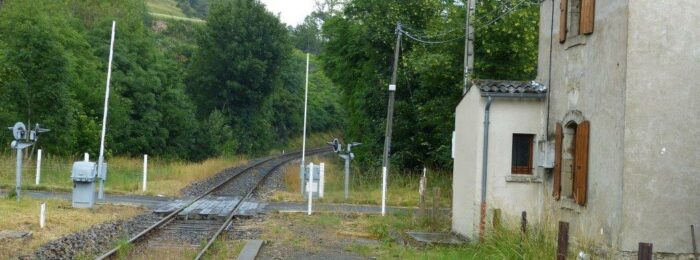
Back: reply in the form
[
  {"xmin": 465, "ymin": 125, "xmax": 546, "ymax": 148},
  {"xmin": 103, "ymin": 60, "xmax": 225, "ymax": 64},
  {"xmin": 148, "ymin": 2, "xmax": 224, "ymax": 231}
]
[
  {"xmin": 71, "ymin": 161, "xmax": 99, "ymax": 208},
  {"xmin": 71, "ymin": 161, "xmax": 97, "ymax": 182},
  {"xmin": 537, "ymin": 140, "xmax": 555, "ymax": 169}
]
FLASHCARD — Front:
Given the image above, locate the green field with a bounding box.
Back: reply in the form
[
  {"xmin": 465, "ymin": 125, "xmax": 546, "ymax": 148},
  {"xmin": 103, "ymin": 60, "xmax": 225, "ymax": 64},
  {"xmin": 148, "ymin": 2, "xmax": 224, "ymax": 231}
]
[{"xmin": 145, "ymin": 0, "xmax": 186, "ymax": 17}]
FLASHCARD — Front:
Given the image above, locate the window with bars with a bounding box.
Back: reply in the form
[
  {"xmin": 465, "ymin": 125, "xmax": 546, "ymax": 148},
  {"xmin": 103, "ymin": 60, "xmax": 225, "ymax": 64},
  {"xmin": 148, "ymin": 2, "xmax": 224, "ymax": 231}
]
[{"xmin": 512, "ymin": 134, "xmax": 535, "ymax": 175}]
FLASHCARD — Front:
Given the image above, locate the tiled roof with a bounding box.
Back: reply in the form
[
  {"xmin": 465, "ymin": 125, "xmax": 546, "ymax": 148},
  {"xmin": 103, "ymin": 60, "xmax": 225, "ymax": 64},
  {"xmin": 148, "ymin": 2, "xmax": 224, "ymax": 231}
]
[{"xmin": 475, "ymin": 80, "xmax": 547, "ymax": 94}]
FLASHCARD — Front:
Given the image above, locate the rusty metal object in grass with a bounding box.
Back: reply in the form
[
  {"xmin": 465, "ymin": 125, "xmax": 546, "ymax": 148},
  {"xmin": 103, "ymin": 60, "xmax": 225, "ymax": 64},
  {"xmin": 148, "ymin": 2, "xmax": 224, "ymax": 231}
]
[
  {"xmin": 557, "ymin": 221, "xmax": 569, "ymax": 260},
  {"xmin": 520, "ymin": 211, "xmax": 527, "ymax": 235},
  {"xmin": 692, "ymin": 225, "xmax": 698, "ymax": 260}
]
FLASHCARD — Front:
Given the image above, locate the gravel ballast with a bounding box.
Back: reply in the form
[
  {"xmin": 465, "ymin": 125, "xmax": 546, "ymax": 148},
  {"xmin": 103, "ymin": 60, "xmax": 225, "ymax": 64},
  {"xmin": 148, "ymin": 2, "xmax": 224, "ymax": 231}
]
[{"xmin": 24, "ymin": 213, "xmax": 161, "ymax": 259}]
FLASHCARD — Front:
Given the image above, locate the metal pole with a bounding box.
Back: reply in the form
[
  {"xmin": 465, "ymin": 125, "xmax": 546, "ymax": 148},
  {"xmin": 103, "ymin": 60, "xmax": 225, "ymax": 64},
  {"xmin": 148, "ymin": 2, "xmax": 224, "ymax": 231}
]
[
  {"xmin": 344, "ymin": 155, "xmax": 350, "ymax": 200},
  {"xmin": 300, "ymin": 53, "xmax": 310, "ymax": 194},
  {"xmin": 463, "ymin": 0, "xmax": 476, "ymax": 93},
  {"xmin": 97, "ymin": 21, "xmax": 116, "ymax": 200},
  {"xmin": 307, "ymin": 163, "xmax": 313, "ymax": 215},
  {"xmin": 381, "ymin": 22, "xmax": 402, "ymax": 216},
  {"xmin": 35, "ymin": 149, "xmax": 42, "ymax": 185},
  {"xmin": 15, "ymin": 148, "xmax": 23, "ymax": 201}
]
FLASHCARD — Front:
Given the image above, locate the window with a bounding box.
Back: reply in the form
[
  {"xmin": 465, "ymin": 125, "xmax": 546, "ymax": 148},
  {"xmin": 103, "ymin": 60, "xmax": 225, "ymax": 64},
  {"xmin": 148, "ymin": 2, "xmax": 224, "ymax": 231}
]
[
  {"xmin": 553, "ymin": 120, "xmax": 590, "ymax": 206},
  {"xmin": 512, "ymin": 134, "xmax": 535, "ymax": 174},
  {"xmin": 559, "ymin": 0, "xmax": 595, "ymax": 43}
]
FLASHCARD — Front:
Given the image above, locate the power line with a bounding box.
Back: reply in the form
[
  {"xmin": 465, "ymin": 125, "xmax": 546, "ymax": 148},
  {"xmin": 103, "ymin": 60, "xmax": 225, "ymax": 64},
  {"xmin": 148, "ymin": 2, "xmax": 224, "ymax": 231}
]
[
  {"xmin": 475, "ymin": 0, "xmax": 536, "ymax": 31},
  {"xmin": 400, "ymin": 28, "xmax": 465, "ymax": 44},
  {"xmin": 397, "ymin": 0, "xmax": 537, "ymax": 45}
]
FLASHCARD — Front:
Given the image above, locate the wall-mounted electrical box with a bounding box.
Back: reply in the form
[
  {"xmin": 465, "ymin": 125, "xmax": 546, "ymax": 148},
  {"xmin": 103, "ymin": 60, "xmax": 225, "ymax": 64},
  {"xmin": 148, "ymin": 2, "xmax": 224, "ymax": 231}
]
[{"xmin": 537, "ymin": 140, "xmax": 555, "ymax": 169}]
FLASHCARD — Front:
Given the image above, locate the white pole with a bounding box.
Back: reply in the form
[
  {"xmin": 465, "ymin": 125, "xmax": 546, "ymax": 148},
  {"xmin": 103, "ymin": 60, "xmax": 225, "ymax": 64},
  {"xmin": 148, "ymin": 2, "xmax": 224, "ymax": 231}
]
[
  {"xmin": 381, "ymin": 166, "xmax": 387, "ymax": 216},
  {"xmin": 307, "ymin": 162, "xmax": 313, "ymax": 215},
  {"xmin": 319, "ymin": 163, "xmax": 325, "ymax": 198},
  {"xmin": 142, "ymin": 154, "xmax": 148, "ymax": 192},
  {"xmin": 84, "ymin": 153, "xmax": 89, "ymax": 162},
  {"xmin": 35, "ymin": 149, "xmax": 42, "ymax": 185},
  {"xmin": 98, "ymin": 21, "xmax": 116, "ymax": 200},
  {"xmin": 40, "ymin": 202, "xmax": 46, "ymax": 228},
  {"xmin": 300, "ymin": 53, "xmax": 310, "ymax": 194}
]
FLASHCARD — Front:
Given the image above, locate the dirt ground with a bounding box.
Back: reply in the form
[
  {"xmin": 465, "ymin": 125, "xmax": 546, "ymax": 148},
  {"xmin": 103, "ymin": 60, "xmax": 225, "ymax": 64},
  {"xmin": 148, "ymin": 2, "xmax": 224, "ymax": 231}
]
[{"xmin": 227, "ymin": 212, "xmax": 383, "ymax": 260}]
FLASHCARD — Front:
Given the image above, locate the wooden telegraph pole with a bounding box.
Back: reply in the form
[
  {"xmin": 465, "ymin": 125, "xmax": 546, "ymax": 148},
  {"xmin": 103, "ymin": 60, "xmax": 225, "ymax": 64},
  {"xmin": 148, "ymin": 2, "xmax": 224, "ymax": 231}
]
[
  {"xmin": 464, "ymin": 0, "xmax": 476, "ymax": 93},
  {"xmin": 381, "ymin": 22, "xmax": 402, "ymax": 216}
]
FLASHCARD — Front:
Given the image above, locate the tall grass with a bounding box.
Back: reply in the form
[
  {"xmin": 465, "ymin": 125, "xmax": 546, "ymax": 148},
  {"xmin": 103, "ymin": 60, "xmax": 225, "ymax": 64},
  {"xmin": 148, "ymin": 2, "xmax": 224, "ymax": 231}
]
[
  {"xmin": 272, "ymin": 153, "xmax": 452, "ymax": 207},
  {"xmin": 0, "ymin": 153, "xmax": 247, "ymax": 196}
]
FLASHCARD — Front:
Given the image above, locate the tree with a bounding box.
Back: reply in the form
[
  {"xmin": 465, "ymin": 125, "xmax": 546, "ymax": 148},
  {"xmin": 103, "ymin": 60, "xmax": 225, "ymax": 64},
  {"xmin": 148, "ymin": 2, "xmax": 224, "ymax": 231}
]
[
  {"xmin": 187, "ymin": 0, "xmax": 291, "ymax": 154},
  {"xmin": 321, "ymin": 0, "xmax": 539, "ymax": 170}
]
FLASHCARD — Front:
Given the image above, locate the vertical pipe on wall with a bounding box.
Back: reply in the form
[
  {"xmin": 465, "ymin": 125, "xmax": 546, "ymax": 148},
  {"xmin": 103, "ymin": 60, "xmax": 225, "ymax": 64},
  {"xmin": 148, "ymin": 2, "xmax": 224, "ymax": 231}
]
[{"xmin": 479, "ymin": 97, "xmax": 493, "ymax": 239}]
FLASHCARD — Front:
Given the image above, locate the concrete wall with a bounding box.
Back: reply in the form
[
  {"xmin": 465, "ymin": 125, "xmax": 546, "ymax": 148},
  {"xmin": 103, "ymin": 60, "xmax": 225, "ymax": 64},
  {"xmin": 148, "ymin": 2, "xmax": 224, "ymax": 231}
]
[
  {"xmin": 537, "ymin": 0, "xmax": 629, "ymax": 249},
  {"xmin": 452, "ymin": 89, "xmax": 483, "ymax": 238},
  {"xmin": 621, "ymin": 0, "xmax": 700, "ymax": 253},
  {"xmin": 476, "ymin": 97, "xmax": 546, "ymax": 224},
  {"xmin": 452, "ymin": 89, "xmax": 546, "ymax": 238}
]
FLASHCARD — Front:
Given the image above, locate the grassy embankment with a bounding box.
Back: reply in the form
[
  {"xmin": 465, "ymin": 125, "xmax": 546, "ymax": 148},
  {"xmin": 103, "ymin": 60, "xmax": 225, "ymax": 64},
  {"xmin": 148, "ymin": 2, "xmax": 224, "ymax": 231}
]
[
  {"xmin": 0, "ymin": 153, "xmax": 248, "ymax": 196},
  {"xmin": 270, "ymin": 152, "xmax": 453, "ymax": 208},
  {"xmin": 0, "ymin": 131, "xmax": 338, "ymax": 196},
  {"xmin": 146, "ymin": 0, "xmax": 206, "ymax": 23},
  {"xmin": 0, "ymin": 197, "xmax": 144, "ymax": 259}
]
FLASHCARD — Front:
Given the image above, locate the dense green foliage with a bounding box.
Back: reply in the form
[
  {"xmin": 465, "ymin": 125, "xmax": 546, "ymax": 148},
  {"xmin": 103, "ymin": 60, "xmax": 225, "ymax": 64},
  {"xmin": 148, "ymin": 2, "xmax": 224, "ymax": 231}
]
[
  {"xmin": 320, "ymin": 0, "xmax": 539, "ymax": 169},
  {"xmin": 0, "ymin": 0, "xmax": 343, "ymax": 160}
]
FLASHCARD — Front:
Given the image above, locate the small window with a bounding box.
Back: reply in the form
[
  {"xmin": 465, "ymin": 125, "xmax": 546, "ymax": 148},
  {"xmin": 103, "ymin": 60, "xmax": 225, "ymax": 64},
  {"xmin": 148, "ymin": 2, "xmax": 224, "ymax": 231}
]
[
  {"xmin": 553, "ymin": 120, "xmax": 590, "ymax": 206},
  {"xmin": 512, "ymin": 134, "xmax": 535, "ymax": 174}
]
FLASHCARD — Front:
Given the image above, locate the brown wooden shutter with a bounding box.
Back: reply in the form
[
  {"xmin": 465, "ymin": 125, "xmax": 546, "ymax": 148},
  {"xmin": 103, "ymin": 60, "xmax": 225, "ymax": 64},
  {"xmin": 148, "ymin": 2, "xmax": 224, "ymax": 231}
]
[
  {"xmin": 580, "ymin": 0, "xmax": 595, "ymax": 34},
  {"xmin": 573, "ymin": 120, "xmax": 590, "ymax": 206},
  {"xmin": 559, "ymin": 0, "xmax": 568, "ymax": 43},
  {"xmin": 553, "ymin": 123, "xmax": 563, "ymax": 200}
]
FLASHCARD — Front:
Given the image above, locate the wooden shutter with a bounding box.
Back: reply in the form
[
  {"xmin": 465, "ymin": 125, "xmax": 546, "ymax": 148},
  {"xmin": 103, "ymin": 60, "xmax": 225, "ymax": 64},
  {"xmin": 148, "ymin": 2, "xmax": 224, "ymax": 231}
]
[
  {"xmin": 573, "ymin": 120, "xmax": 590, "ymax": 205},
  {"xmin": 580, "ymin": 0, "xmax": 595, "ymax": 34},
  {"xmin": 559, "ymin": 0, "xmax": 568, "ymax": 43},
  {"xmin": 553, "ymin": 123, "xmax": 563, "ymax": 200}
]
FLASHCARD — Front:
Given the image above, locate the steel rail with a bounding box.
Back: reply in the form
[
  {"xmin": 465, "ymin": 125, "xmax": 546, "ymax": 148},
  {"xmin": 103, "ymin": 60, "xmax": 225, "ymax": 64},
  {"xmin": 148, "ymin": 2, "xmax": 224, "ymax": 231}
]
[
  {"xmin": 95, "ymin": 148, "xmax": 329, "ymax": 260},
  {"xmin": 194, "ymin": 150, "xmax": 309, "ymax": 259}
]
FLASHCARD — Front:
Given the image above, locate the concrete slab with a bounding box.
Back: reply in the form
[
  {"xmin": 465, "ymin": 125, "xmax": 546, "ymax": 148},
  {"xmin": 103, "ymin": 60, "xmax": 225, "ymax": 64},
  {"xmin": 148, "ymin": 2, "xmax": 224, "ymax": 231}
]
[
  {"xmin": 405, "ymin": 232, "xmax": 466, "ymax": 245},
  {"xmin": 237, "ymin": 240, "xmax": 265, "ymax": 260},
  {"xmin": 0, "ymin": 230, "xmax": 32, "ymax": 240}
]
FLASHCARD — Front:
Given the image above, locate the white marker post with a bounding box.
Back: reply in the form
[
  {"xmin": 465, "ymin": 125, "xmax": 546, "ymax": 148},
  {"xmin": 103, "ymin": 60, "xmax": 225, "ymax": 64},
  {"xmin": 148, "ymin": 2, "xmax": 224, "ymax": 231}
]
[
  {"xmin": 35, "ymin": 149, "xmax": 42, "ymax": 185},
  {"xmin": 39, "ymin": 202, "xmax": 46, "ymax": 228},
  {"xmin": 300, "ymin": 53, "xmax": 310, "ymax": 194},
  {"xmin": 319, "ymin": 163, "xmax": 325, "ymax": 198},
  {"xmin": 307, "ymin": 162, "xmax": 314, "ymax": 215},
  {"xmin": 84, "ymin": 153, "xmax": 89, "ymax": 162},
  {"xmin": 142, "ymin": 154, "xmax": 148, "ymax": 192},
  {"xmin": 381, "ymin": 166, "xmax": 387, "ymax": 216},
  {"xmin": 98, "ymin": 21, "xmax": 116, "ymax": 200}
]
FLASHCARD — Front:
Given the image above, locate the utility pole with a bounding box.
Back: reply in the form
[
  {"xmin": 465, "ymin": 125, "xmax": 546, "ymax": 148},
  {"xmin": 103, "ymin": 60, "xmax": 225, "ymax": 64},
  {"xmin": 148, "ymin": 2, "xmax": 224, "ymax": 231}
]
[
  {"xmin": 381, "ymin": 22, "xmax": 402, "ymax": 216},
  {"xmin": 463, "ymin": 0, "xmax": 476, "ymax": 93}
]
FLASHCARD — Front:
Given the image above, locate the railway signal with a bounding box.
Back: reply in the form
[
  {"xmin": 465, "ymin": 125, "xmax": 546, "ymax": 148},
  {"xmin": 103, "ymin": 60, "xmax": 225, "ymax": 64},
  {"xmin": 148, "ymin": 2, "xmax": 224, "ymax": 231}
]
[
  {"xmin": 7, "ymin": 122, "xmax": 49, "ymax": 200},
  {"xmin": 328, "ymin": 139, "xmax": 361, "ymax": 200}
]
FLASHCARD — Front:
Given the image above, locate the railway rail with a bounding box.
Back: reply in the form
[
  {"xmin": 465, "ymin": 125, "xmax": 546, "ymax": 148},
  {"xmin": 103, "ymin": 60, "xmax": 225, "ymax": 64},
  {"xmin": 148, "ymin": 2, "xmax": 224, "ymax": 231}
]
[{"xmin": 95, "ymin": 147, "xmax": 330, "ymax": 260}]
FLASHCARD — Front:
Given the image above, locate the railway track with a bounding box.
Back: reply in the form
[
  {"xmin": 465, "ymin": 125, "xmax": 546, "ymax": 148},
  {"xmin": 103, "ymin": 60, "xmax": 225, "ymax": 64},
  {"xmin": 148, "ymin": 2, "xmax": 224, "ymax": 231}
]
[{"xmin": 95, "ymin": 147, "xmax": 330, "ymax": 260}]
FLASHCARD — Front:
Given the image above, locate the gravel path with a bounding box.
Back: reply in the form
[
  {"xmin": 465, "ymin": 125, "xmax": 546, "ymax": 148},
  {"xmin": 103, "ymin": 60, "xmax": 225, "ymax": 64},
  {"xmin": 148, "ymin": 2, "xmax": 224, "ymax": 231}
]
[{"xmin": 23, "ymin": 213, "xmax": 161, "ymax": 259}]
